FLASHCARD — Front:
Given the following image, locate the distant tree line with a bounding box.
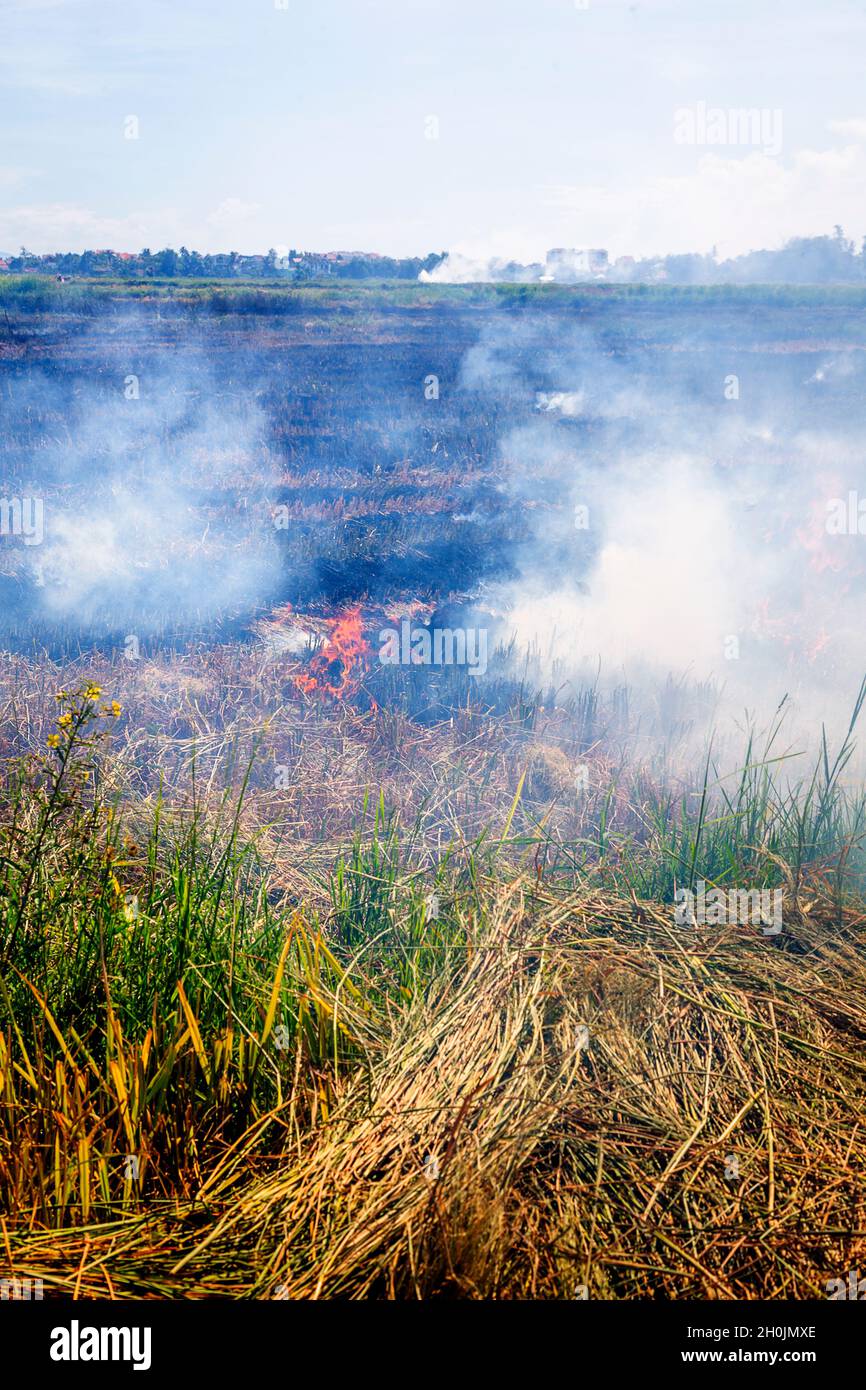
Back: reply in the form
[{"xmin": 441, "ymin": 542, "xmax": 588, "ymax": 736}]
[
  {"xmin": 650, "ymin": 229, "xmax": 866, "ymax": 285},
  {"xmin": 429, "ymin": 230, "xmax": 866, "ymax": 286},
  {"xmin": 1, "ymin": 246, "xmax": 448, "ymax": 280},
  {"xmin": 8, "ymin": 232, "xmax": 865, "ymax": 287}
]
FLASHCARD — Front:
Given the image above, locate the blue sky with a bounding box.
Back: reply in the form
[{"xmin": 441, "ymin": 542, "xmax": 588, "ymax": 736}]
[{"xmin": 3, "ymin": 0, "xmax": 866, "ymax": 259}]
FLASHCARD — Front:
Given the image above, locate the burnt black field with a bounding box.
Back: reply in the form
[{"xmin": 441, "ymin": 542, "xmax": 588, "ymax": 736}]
[{"xmin": 2, "ymin": 281, "xmax": 866, "ymax": 656}]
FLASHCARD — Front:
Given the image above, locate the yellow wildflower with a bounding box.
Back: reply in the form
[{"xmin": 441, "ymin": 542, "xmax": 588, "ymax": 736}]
[{"xmin": 47, "ymin": 734, "xmax": 60, "ymax": 749}]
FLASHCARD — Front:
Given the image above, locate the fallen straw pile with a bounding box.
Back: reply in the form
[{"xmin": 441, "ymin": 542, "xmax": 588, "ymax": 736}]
[{"xmin": 4, "ymin": 873, "xmax": 865, "ymax": 1299}]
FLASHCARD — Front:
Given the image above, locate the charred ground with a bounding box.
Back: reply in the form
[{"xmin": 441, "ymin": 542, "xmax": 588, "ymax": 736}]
[{"xmin": 3, "ymin": 281, "xmax": 866, "ymax": 650}]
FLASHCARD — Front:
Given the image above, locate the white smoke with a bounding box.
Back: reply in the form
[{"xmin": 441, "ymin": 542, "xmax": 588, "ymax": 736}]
[
  {"xmin": 508, "ymin": 459, "xmax": 739, "ymax": 676},
  {"xmin": 6, "ymin": 314, "xmax": 282, "ymax": 633},
  {"xmin": 467, "ymin": 316, "xmax": 866, "ymax": 746}
]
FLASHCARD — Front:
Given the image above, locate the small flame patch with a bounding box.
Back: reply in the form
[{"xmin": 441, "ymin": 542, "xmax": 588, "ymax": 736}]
[{"xmin": 292, "ymin": 606, "xmax": 371, "ymax": 700}]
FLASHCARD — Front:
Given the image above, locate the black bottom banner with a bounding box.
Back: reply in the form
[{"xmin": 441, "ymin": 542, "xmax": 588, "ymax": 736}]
[{"xmin": 2, "ymin": 1296, "xmax": 859, "ymax": 1379}]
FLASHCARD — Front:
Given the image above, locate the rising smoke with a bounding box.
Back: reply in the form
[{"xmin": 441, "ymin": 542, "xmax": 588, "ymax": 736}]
[
  {"xmin": 459, "ymin": 312, "xmax": 866, "ymax": 750},
  {"xmin": 0, "ymin": 312, "xmax": 282, "ymax": 642}
]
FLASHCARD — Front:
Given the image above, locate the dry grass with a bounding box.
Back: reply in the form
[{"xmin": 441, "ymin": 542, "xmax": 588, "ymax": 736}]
[{"xmin": 1, "ymin": 653, "xmax": 865, "ymax": 1299}]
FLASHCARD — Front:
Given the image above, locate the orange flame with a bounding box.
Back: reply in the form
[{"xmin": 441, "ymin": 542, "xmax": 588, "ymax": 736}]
[
  {"xmin": 750, "ymin": 599, "xmax": 833, "ymax": 666},
  {"xmin": 292, "ymin": 606, "xmax": 371, "ymax": 700}
]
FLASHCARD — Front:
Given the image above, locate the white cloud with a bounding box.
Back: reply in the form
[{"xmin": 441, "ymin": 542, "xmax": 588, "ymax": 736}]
[
  {"xmin": 5, "ymin": 133, "xmax": 866, "ymax": 264},
  {"xmin": 537, "ymin": 136, "xmax": 866, "ymax": 260},
  {"xmin": 827, "ymin": 118, "xmax": 866, "ymax": 141},
  {"xmin": 0, "ymin": 203, "xmax": 177, "ymax": 254}
]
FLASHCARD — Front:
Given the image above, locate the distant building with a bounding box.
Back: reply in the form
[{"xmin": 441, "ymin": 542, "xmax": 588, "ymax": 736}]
[{"xmin": 545, "ymin": 248, "xmax": 609, "ymax": 279}]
